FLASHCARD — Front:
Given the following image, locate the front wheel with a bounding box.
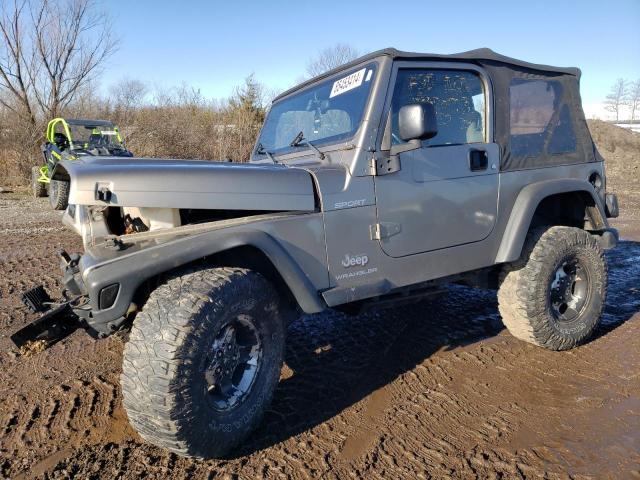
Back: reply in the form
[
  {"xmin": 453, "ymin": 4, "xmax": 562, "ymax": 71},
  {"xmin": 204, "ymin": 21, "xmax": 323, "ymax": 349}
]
[
  {"xmin": 121, "ymin": 267, "xmax": 285, "ymax": 458},
  {"xmin": 498, "ymin": 226, "xmax": 607, "ymax": 351},
  {"xmin": 48, "ymin": 179, "xmax": 69, "ymax": 210}
]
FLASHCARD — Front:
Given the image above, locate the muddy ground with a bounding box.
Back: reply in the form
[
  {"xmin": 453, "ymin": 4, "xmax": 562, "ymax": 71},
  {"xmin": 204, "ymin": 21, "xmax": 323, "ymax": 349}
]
[{"xmin": 0, "ymin": 193, "xmax": 638, "ymax": 479}]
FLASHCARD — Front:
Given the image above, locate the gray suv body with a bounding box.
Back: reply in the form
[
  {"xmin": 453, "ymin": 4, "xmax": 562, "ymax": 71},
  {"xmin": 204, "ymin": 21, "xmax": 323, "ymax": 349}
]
[{"xmin": 18, "ymin": 48, "xmax": 619, "ymax": 458}]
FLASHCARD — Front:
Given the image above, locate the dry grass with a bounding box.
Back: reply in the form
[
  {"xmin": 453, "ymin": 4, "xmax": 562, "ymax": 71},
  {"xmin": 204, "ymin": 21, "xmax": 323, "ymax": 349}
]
[{"xmin": 0, "ymin": 79, "xmax": 265, "ymax": 185}]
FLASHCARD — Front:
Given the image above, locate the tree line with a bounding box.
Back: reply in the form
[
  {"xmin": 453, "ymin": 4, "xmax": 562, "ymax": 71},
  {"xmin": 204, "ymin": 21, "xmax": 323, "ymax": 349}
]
[
  {"xmin": 604, "ymin": 78, "xmax": 640, "ymax": 122},
  {"xmin": 0, "ymin": 0, "xmax": 357, "ymax": 185}
]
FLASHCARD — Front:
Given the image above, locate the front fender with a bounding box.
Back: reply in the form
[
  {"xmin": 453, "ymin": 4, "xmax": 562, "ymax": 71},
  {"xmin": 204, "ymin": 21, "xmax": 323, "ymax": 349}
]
[
  {"xmin": 495, "ymin": 179, "xmax": 609, "ymax": 263},
  {"xmin": 79, "ymin": 225, "xmax": 327, "ymax": 333}
]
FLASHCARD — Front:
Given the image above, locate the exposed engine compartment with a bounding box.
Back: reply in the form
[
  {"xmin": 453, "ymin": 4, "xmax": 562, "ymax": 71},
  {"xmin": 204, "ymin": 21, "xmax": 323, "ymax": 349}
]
[{"xmin": 64, "ymin": 204, "xmax": 284, "ymax": 247}]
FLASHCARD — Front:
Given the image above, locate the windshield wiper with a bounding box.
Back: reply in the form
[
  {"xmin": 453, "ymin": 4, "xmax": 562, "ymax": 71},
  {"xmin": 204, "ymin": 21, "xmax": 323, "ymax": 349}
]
[
  {"xmin": 289, "ymin": 130, "xmax": 326, "ymax": 161},
  {"xmin": 255, "ymin": 143, "xmax": 277, "ymax": 164}
]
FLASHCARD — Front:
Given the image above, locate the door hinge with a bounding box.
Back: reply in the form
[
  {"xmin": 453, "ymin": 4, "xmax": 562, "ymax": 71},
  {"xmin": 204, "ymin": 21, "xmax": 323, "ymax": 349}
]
[
  {"xmin": 370, "ymin": 222, "xmax": 401, "ymax": 240},
  {"xmin": 368, "ymin": 157, "xmax": 377, "ymax": 176},
  {"xmin": 369, "ymin": 152, "xmax": 400, "ymax": 176}
]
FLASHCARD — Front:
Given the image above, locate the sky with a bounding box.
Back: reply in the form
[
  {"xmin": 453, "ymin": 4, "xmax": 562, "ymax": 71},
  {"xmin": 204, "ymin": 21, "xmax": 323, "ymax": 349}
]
[{"xmin": 103, "ymin": 0, "xmax": 640, "ymax": 119}]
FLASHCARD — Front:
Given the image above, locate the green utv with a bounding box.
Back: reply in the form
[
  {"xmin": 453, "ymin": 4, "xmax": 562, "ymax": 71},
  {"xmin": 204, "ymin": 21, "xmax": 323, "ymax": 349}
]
[
  {"xmin": 33, "ymin": 118, "xmax": 133, "ymax": 210},
  {"xmin": 15, "ymin": 48, "xmax": 619, "ymax": 458}
]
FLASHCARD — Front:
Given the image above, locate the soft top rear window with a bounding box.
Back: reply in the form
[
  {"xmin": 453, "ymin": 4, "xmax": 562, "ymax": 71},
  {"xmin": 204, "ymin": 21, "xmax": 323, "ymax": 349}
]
[{"xmin": 509, "ymin": 78, "xmax": 576, "ymax": 158}]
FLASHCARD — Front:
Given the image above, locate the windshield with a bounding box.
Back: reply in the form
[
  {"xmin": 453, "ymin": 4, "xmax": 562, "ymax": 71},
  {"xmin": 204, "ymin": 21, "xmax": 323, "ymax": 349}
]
[
  {"xmin": 68, "ymin": 124, "xmax": 124, "ymax": 150},
  {"xmin": 256, "ymin": 63, "xmax": 377, "ymax": 156}
]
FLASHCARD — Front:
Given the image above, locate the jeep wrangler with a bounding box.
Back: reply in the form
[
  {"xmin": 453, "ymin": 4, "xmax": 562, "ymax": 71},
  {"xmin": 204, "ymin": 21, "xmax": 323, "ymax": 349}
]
[{"xmin": 13, "ymin": 48, "xmax": 619, "ymax": 458}]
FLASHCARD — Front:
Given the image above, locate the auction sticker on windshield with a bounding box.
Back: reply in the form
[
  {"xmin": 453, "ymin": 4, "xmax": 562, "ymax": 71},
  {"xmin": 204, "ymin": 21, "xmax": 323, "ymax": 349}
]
[{"xmin": 330, "ymin": 68, "xmax": 366, "ymax": 98}]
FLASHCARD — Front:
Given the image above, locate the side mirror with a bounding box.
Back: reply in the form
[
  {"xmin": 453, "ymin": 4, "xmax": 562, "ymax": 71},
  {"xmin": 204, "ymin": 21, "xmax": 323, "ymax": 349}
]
[{"xmin": 398, "ymin": 103, "xmax": 438, "ymax": 142}]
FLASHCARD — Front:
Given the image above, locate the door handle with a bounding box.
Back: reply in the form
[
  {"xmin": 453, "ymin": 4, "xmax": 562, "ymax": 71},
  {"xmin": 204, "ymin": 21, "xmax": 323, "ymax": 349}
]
[{"xmin": 468, "ymin": 148, "xmax": 488, "ymax": 171}]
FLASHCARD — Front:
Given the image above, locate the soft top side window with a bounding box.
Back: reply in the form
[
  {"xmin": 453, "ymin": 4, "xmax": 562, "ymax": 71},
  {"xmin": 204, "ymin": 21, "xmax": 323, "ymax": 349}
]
[
  {"xmin": 389, "ymin": 69, "xmax": 486, "ymax": 147},
  {"xmin": 509, "ymin": 78, "xmax": 577, "ymax": 158}
]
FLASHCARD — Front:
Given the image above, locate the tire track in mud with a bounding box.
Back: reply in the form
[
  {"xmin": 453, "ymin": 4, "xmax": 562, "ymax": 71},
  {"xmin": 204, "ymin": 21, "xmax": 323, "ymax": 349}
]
[
  {"xmin": 334, "ymin": 319, "xmax": 640, "ymax": 479},
  {"xmin": 0, "ymin": 375, "xmax": 123, "ymax": 453},
  {"xmin": 0, "ymin": 212, "xmax": 130, "ymax": 478},
  {"xmin": 0, "ymin": 223, "xmax": 81, "ymax": 333}
]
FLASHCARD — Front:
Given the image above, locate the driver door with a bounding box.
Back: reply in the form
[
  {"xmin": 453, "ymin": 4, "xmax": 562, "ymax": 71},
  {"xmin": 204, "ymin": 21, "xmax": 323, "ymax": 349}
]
[{"xmin": 374, "ymin": 63, "xmax": 499, "ymax": 258}]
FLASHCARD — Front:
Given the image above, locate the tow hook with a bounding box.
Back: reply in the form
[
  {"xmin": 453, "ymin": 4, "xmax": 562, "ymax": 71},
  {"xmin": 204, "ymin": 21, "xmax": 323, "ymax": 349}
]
[{"xmin": 59, "ymin": 249, "xmax": 76, "ymax": 266}]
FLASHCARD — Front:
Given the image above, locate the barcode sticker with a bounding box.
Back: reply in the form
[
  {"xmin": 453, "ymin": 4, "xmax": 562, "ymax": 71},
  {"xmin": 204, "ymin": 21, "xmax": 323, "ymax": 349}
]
[{"xmin": 329, "ymin": 68, "xmax": 366, "ymax": 98}]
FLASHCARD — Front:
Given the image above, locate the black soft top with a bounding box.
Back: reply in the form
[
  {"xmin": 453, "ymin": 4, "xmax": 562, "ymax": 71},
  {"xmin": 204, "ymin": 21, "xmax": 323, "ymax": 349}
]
[
  {"xmin": 275, "ymin": 47, "xmax": 595, "ymax": 173},
  {"xmin": 372, "ymin": 48, "xmax": 579, "ymax": 77},
  {"xmin": 275, "ymin": 48, "xmax": 580, "ymax": 102}
]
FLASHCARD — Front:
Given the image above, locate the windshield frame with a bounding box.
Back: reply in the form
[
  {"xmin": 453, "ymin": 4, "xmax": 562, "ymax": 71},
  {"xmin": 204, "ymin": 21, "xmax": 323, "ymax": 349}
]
[{"xmin": 253, "ymin": 61, "xmax": 380, "ymax": 161}]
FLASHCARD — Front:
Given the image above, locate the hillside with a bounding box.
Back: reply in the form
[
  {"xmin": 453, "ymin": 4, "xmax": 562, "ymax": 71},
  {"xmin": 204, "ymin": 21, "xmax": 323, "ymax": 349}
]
[{"xmin": 588, "ymin": 120, "xmax": 640, "ymax": 236}]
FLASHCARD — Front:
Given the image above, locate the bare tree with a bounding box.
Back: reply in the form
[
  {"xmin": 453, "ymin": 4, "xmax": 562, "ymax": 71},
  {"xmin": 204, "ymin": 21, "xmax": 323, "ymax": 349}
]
[
  {"xmin": 604, "ymin": 78, "xmax": 627, "ymax": 122},
  {"xmin": 0, "ymin": 0, "xmax": 118, "ymax": 126},
  {"xmin": 306, "ymin": 43, "xmax": 359, "ymax": 78},
  {"xmin": 625, "ymin": 79, "xmax": 640, "ymax": 122},
  {"xmin": 110, "ymin": 78, "xmax": 148, "ymax": 111},
  {"xmin": 106, "ymin": 77, "xmax": 148, "ymax": 142}
]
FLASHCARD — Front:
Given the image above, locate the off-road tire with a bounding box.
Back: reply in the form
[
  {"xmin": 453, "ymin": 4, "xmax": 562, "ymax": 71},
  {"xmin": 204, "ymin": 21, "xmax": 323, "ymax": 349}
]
[
  {"xmin": 31, "ymin": 167, "xmax": 47, "ymax": 198},
  {"xmin": 48, "ymin": 179, "xmax": 69, "ymax": 210},
  {"xmin": 498, "ymin": 226, "xmax": 607, "ymax": 351},
  {"xmin": 121, "ymin": 267, "xmax": 286, "ymax": 458}
]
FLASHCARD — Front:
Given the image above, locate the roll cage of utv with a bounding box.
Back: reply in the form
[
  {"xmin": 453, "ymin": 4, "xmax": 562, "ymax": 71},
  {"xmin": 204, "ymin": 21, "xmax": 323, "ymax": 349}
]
[{"xmin": 32, "ymin": 118, "xmax": 133, "ymax": 210}]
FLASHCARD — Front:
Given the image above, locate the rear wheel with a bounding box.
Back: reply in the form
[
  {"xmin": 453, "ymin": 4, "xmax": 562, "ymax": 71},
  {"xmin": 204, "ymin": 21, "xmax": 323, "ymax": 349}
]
[
  {"xmin": 31, "ymin": 167, "xmax": 47, "ymax": 198},
  {"xmin": 121, "ymin": 267, "xmax": 286, "ymax": 458},
  {"xmin": 498, "ymin": 226, "xmax": 607, "ymax": 351},
  {"xmin": 48, "ymin": 179, "xmax": 69, "ymax": 210}
]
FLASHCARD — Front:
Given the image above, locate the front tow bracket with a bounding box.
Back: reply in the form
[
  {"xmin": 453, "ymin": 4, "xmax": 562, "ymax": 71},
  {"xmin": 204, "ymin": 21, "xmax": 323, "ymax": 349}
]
[{"xmin": 11, "ymin": 285, "xmax": 82, "ymax": 352}]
